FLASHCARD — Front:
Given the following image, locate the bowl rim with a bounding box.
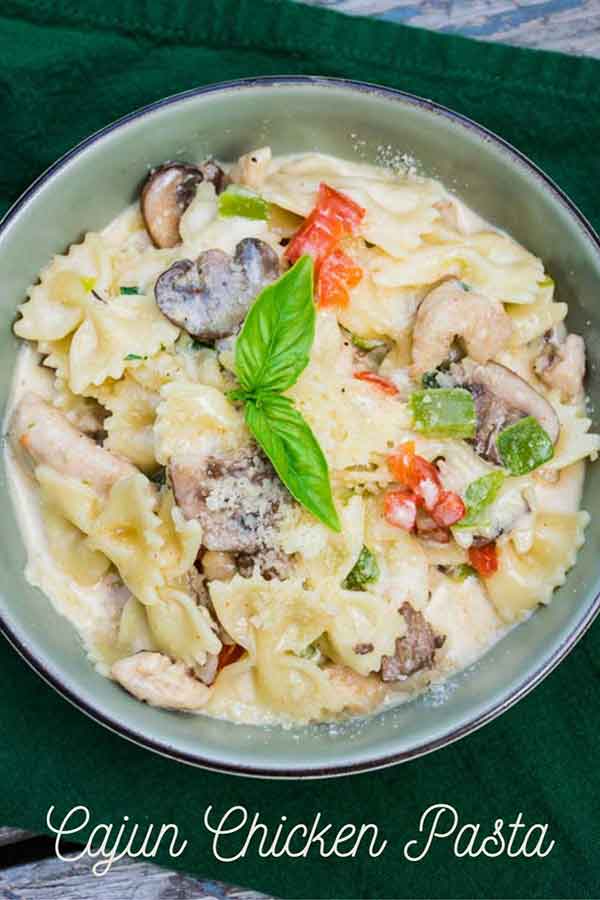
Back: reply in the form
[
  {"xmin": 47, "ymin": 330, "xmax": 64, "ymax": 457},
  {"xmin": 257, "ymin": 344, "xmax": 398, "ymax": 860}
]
[{"xmin": 2, "ymin": 74, "xmax": 600, "ymax": 779}]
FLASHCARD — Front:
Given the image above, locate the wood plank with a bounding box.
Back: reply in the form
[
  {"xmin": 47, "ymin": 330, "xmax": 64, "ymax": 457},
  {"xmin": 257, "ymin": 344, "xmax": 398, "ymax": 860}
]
[
  {"xmin": 0, "ymin": 855, "xmax": 267, "ymax": 900},
  {"xmin": 300, "ymin": 0, "xmax": 600, "ymax": 58},
  {"xmin": 0, "ymin": 827, "xmax": 33, "ymax": 847}
]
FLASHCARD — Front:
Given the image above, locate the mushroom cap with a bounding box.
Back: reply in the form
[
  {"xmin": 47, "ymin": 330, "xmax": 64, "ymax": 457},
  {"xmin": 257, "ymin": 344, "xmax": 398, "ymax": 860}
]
[
  {"xmin": 154, "ymin": 239, "xmax": 280, "ymax": 342},
  {"xmin": 469, "ymin": 362, "xmax": 560, "ymax": 444},
  {"xmin": 234, "ymin": 237, "xmax": 280, "ymax": 292},
  {"xmin": 155, "ymin": 251, "xmax": 248, "ymax": 341},
  {"xmin": 453, "ymin": 359, "xmax": 560, "ymax": 465},
  {"xmin": 141, "ymin": 160, "xmax": 227, "ymax": 249}
]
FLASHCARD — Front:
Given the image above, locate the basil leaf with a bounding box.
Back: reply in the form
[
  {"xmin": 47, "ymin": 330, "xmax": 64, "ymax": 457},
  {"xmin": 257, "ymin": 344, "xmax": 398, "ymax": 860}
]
[
  {"xmin": 245, "ymin": 393, "xmax": 341, "ymax": 532},
  {"xmin": 235, "ymin": 255, "xmax": 315, "ymax": 394}
]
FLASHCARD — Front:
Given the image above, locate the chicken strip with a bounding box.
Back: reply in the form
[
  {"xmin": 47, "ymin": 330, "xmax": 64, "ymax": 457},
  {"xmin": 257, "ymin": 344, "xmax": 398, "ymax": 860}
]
[
  {"xmin": 112, "ymin": 652, "xmax": 211, "ymax": 711},
  {"xmin": 12, "ymin": 392, "xmax": 135, "ymax": 494}
]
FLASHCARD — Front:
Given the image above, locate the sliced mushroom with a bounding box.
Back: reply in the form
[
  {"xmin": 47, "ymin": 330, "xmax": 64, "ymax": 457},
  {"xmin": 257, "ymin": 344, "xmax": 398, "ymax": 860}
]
[
  {"xmin": 380, "ymin": 602, "xmax": 445, "ymax": 681},
  {"xmin": 452, "ymin": 360, "xmax": 560, "ymax": 465},
  {"xmin": 169, "ymin": 444, "xmax": 291, "ymax": 554},
  {"xmin": 235, "ymin": 547, "xmax": 292, "ymax": 581},
  {"xmin": 154, "ymin": 238, "xmax": 279, "ymax": 342},
  {"xmin": 234, "ymin": 237, "xmax": 280, "ymax": 293},
  {"xmin": 141, "ymin": 160, "xmax": 227, "ymax": 249},
  {"xmin": 534, "ymin": 326, "xmax": 586, "ymax": 401}
]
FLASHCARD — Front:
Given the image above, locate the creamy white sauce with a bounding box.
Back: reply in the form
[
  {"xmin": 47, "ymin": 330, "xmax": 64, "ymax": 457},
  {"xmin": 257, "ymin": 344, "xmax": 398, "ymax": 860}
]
[
  {"xmin": 5, "ymin": 347, "xmax": 128, "ymax": 676},
  {"xmin": 3, "ymin": 152, "xmax": 590, "ymax": 725}
]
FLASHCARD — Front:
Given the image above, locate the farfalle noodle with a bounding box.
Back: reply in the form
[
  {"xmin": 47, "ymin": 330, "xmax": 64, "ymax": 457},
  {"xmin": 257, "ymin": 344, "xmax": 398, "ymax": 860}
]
[{"xmin": 8, "ymin": 146, "xmax": 598, "ymax": 726}]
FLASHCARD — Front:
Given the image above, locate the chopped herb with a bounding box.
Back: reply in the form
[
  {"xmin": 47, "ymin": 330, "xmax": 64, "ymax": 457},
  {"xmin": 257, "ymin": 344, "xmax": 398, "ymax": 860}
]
[
  {"xmin": 124, "ymin": 353, "xmax": 147, "ymax": 361},
  {"xmin": 410, "ymin": 387, "xmax": 476, "ymax": 438},
  {"xmin": 497, "ymin": 416, "xmax": 554, "ymax": 475},
  {"xmin": 452, "ymin": 564, "xmax": 477, "ymax": 581},
  {"xmin": 342, "ymin": 546, "xmax": 380, "ymax": 591},
  {"xmin": 421, "ymin": 357, "xmax": 454, "ymax": 389},
  {"xmin": 454, "ymin": 470, "xmax": 505, "ymax": 530},
  {"xmin": 422, "ymin": 371, "xmax": 442, "ymax": 389},
  {"xmin": 299, "ymin": 640, "xmax": 324, "ymax": 662},
  {"xmin": 459, "ymin": 281, "xmax": 471, "ymax": 292},
  {"xmin": 120, "ymin": 286, "xmax": 140, "ymax": 295}
]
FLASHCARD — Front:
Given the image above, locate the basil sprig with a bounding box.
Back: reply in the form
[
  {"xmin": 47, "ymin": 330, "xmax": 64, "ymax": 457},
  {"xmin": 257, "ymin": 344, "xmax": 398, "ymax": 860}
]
[{"xmin": 233, "ymin": 256, "xmax": 341, "ymax": 532}]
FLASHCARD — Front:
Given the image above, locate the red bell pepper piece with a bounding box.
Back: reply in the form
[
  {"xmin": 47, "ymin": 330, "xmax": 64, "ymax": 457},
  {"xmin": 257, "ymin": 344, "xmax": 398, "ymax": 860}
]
[
  {"xmin": 468, "ymin": 542, "xmax": 499, "ymax": 577},
  {"xmin": 353, "ymin": 370, "xmax": 399, "ymax": 396},
  {"xmin": 388, "ymin": 443, "xmax": 441, "ymax": 512},
  {"xmin": 285, "ymin": 183, "xmax": 365, "ymax": 266},
  {"xmin": 431, "ymin": 490, "xmax": 466, "ymax": 527},
  {"xmin": 383, "ymin": 489, "xmax": 417, "ymax": 531},
  {"xmin": 318, "ymin": 248, "xmax": 363, "ymax": 308}
]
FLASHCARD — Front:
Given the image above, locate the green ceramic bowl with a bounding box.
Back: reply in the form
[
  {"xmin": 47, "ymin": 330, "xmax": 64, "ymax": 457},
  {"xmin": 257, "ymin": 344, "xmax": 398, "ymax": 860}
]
[{"xmin": 1, "ymin": 77, "xmax": 599, "ymax": 778}]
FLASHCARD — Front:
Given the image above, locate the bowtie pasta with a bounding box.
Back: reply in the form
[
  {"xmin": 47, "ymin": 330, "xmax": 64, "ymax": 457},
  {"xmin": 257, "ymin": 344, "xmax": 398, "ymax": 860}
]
[{"xmin": 7, "ymin": 149, "xmax": 598, "ymax": 726}]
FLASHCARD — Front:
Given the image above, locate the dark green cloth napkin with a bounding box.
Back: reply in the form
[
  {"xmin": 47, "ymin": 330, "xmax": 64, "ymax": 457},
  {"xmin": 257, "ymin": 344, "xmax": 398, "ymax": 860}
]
[{"xmin": 1, "ymin": 1, "xmax": 600, "ymax": 897}]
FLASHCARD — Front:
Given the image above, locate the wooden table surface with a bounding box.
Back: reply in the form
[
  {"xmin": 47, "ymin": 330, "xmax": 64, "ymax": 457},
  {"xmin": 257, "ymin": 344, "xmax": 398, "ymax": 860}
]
[
  {"xmin": 303, "ymin": 0, "xmax": 600, "ymax": 58},
  {"xmin": 1, "ymin": 1, "xmax": 598, "ymax": 897}
]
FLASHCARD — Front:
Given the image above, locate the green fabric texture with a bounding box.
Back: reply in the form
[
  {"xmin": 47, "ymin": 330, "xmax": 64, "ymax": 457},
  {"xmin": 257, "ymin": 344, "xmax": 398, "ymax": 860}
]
[{"xmin": 1, "ymin": 1, "xmax": 600, "ymax": 897}]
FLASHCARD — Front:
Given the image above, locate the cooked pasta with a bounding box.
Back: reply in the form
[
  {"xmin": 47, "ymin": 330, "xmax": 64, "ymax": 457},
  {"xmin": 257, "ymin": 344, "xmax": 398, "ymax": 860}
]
[{"xmin": 7, "ymin": 148, "xmax": 598, "ymax": 725}]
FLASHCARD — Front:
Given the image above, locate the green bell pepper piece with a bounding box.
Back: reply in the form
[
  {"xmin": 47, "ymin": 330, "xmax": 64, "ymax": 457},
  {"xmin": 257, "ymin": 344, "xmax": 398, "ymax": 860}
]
[
  {"xmin": 497, "ymin": 416, "xmax": 554, "ymax": 475},
  {"xmin": 409, "ymin": 388, "xmax": 476, "ymax": 438},
  {"xmin": 218, "ymin": 187, "xmax": 269, "ymax": 220}
]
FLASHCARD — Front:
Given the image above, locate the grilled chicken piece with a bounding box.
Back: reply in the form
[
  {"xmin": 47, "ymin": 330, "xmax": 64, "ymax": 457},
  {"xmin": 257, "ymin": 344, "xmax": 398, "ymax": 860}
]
[
  {"xmin": 12, "ymin": 392, "xmax": 135, "ymax": 494},
  {"xmin": 112, "ymin": 652, "xmax": 211, "ymax": 710}
]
